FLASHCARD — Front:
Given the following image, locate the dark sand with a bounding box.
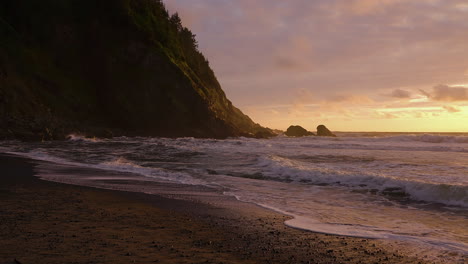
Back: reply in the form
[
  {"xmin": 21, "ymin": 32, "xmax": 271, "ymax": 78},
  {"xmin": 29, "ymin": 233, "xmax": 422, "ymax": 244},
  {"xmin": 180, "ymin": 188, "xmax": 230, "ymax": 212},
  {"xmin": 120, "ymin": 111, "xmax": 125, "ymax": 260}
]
[{"xmin": 0, "ymin": 154, "xmax": 433, "ymax": 264}]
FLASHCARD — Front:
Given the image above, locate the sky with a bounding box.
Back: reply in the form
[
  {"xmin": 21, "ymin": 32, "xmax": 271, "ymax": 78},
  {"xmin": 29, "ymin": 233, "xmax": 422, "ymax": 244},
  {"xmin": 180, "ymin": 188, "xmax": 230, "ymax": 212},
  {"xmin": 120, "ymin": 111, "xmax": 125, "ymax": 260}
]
[{"xmin": 165, "ymin": 0, "xmax": 468, "ymax": 132}]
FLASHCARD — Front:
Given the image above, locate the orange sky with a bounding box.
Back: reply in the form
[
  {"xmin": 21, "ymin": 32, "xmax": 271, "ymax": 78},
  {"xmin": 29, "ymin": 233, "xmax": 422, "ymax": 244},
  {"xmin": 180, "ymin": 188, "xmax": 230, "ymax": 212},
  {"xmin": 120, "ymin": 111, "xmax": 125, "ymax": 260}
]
[{"xmin": 166, "ymin": 0, "xmax": 468, "ymax": 132}]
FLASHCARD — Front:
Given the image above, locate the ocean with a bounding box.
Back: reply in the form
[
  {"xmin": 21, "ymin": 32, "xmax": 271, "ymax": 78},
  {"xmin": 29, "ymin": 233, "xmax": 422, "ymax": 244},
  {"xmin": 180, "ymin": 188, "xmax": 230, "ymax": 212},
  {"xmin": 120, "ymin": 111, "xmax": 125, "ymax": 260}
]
[{"xmin": 1, "ymin": 132, "xmax": 467, "ymax": 262}]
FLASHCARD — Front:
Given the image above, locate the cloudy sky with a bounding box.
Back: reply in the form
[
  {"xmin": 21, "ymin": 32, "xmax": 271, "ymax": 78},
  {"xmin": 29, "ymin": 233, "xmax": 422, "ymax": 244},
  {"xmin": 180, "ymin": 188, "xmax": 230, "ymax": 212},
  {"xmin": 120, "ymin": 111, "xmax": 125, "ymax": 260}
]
[{"xmin": 166, "ymin": 0, "xmax": 468, "ymax": 132}]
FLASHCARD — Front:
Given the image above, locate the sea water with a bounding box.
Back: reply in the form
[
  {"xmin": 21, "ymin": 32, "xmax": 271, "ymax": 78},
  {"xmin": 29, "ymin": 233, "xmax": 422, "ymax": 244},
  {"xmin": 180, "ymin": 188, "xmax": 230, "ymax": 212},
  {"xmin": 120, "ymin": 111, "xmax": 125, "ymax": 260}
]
[{"xmin": 1, "ymin": 132, "xmax": 467, "ymax": 262}]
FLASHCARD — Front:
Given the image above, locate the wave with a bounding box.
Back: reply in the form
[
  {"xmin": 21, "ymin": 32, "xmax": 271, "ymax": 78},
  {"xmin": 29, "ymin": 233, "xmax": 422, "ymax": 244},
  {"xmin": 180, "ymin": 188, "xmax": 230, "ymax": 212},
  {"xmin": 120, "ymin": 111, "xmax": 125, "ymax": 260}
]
[
  {"xmin": 5, "ymin": 150, "xmax": 206, "ymax": 186},
  {"xmin": 66, "ymin": 134, "xmax": 101, "ymax": 143},
  {"xmin": 291, "ymin": 136, "xmax": 468, "ymax": 154},
  {"xmin": 3, "ymin": 137, "xmax": 467, "ymax": 207},
  {"xmin": 299, "ymin": 143, "xmax": 468, "ymax": 154},
  {"xmin": 254, "ymin": 155, "xmax": 468, "ymax": 207},
  {"xmin": 96, "ymin": 157, "xmax": 207, "ymax": 185},
  {"xmin": 345, "ymin": 133, "xmax": 468, "ymax": 144}
]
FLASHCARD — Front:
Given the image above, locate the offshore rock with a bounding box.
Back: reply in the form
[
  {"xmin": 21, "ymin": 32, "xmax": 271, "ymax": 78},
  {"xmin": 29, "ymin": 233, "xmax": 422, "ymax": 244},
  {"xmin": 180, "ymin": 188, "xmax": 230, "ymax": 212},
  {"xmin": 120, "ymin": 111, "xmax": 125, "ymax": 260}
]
[
  {"xmin": 316, "ymin": 125, "xmax": 336, "ymax": 137},
  {"xmin": 285, "ymin": 126, "xmax": 315, "ymax": 137}
]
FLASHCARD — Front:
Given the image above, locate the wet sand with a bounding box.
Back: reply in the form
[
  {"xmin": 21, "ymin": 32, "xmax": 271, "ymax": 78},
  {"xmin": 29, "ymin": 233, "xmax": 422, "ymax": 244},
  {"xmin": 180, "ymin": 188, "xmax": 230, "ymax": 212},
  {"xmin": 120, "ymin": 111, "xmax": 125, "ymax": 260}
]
[{"xmin": 0, "ymin": 154, "xmax": 434, "ymax": 264}]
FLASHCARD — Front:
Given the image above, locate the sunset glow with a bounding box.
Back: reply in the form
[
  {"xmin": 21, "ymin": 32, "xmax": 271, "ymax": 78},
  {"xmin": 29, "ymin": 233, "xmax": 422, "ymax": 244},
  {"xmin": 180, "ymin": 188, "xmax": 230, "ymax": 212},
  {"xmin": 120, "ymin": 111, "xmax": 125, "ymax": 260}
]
[
  {"xmin": 167, "ymin": 0, "xmax": 468, "ymax": 132},
  {"xmin": 2, "ymin": 1, "xmax": 468, "ymax": 262}
]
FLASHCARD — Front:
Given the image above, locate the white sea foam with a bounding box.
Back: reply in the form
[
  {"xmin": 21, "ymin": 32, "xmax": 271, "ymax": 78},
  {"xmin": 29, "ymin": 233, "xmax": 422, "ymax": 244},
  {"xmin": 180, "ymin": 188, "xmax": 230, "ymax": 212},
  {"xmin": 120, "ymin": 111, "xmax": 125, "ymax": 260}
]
[
  {"xmin": 336, "ymin": 132, "xmax": 468, "ymax": 143},
  {"xmin": 376, "ymin": 133, "xmax": 468, "ymax": 144},
  {"xmin": 96, "ymin": 157, "xmax": 207, "ymax": 185},
  {"xmin": 66, "ymin": 134, "xmax": 101, "ymax": 142},
  {"xmin": 5, "ymin": 150, "xmax": 206, "ymax": 186},
  {"xmin": 288, "ymin": 133, "xmax": 468, "ymax": 153},
  {"xmin": 1, "ymin": 133, "xmax": 467, "ymax": 262},
  {"xmin": 6, "ymin": 150, "xmax": 78, "ymax": 166},
  {"xmin": 254, "ymin": 155, "xmax": 468, "ymax": 207}
]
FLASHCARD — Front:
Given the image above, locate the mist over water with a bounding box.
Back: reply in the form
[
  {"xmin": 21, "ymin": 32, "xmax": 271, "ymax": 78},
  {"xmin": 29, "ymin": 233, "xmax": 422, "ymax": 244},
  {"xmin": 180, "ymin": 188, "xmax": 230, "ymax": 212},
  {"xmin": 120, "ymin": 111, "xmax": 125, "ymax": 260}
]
[{"xmin": 1, "ymin": 132, "xmax": 467, "ymax": 262}]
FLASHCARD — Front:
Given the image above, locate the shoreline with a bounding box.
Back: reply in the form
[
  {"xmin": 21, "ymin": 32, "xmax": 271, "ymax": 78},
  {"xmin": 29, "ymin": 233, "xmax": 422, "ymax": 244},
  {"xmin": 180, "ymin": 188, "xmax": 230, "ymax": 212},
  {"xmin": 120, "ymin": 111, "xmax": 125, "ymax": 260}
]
[{"xmin": 0, "ymin": 153, "xmax": 439, "ymax": 263}]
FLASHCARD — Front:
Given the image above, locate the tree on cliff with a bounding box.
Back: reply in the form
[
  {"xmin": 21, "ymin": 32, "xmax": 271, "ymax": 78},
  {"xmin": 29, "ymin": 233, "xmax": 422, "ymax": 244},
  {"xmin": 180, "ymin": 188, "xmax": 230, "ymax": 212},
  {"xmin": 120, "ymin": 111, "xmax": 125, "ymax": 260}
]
[{"xmin": 0, "ymin": 0, "xmax": 273, "ymax": 139}]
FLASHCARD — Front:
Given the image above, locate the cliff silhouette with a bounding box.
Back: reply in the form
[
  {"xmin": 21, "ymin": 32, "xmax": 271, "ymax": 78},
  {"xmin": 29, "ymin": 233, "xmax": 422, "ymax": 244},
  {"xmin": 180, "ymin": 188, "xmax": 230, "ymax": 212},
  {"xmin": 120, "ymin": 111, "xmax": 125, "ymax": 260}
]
[{"xmin": 0, "ymin": 0, "xmax": 273, "ymax": 140}]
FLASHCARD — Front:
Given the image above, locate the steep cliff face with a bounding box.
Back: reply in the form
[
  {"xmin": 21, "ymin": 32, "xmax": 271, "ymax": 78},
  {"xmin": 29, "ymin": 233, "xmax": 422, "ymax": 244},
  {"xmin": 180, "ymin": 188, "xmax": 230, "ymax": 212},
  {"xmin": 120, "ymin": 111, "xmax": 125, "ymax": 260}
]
[{"xmin": 0, "ymin": 0, "xmax": 273, "ymax": 140}]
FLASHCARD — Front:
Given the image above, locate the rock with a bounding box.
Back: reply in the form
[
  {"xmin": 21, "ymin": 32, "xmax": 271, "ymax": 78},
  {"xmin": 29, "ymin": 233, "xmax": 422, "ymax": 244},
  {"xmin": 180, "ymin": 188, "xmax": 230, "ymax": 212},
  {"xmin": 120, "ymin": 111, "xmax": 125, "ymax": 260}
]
[
  {"xmin": 254, "ymin": 130, "xmax": 275, "ymax": 139},
  {"xmin": 285, "ymin": 126, "xmax": 314, "ymax": 137},
  {"xmin": 316, "ymin": 125, "xmax": 336, "ymax": 137},
  {"xmin": 0, "ymin": 0, "xmax": 272, "ymax": 140}
]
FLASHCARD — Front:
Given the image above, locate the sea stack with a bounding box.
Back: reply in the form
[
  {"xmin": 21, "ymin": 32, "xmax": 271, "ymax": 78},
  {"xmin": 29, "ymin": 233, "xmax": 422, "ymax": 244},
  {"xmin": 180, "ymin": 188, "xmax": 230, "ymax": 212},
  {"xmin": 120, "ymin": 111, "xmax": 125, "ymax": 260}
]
[
  {"xmin": 285, "ymin": 126, "xmax": 315, "ymax": 137},
  {"xmin": 316, "ymin": 125, "xmax": 336, "ymax": 137}
]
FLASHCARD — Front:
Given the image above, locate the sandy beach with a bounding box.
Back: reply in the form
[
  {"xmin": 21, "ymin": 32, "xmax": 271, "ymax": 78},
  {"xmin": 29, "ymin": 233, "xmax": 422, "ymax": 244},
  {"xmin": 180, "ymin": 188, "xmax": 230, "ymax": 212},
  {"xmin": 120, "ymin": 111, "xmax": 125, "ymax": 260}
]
[
  {"xmin": 0, "ymin": 153, "xmax": 435, "ymax": 264},
  {"xmin": 3, "ymin": 1, "xmax": 467, "ymax": 263}
]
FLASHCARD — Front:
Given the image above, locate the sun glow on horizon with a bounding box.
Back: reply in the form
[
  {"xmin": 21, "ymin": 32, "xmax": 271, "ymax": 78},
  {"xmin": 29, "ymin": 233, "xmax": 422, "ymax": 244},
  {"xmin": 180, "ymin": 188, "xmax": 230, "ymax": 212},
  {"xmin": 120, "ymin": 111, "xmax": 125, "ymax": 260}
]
[
  {"xmin": 242, "ymin": 96, "xmax": 468, "ymax": 133},
  {"xmin": 167, "ymin": 0, "xmax": 468, "ymax": 133}
]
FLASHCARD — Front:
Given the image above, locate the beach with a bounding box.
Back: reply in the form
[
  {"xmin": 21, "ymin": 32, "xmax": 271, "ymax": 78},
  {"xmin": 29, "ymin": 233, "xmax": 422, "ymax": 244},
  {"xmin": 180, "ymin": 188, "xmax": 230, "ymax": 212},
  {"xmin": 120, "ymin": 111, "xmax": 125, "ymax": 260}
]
[
  {"xmin": 0, "ymin": 153, "xmax": 436, "ymax": 264},
  {"xmin": 3, "ymin": 1, "xmax": 466, "ymax": 262}
]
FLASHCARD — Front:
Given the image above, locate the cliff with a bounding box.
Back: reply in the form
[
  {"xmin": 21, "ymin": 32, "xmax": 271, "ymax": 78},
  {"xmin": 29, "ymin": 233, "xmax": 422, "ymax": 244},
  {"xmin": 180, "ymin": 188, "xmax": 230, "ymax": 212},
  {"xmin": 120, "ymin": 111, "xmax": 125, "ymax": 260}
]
[{"xmin": 0, "ymin": 0, "xmax": 273, "ymax": 140}]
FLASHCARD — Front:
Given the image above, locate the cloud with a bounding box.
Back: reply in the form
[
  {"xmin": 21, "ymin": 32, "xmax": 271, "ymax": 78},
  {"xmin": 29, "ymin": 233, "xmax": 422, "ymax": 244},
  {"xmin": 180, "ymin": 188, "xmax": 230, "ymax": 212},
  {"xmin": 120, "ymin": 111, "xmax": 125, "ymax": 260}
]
[
  {"xmin": 275, "ymin": 57, "xmax": 302, "ymax": 69},
  {"xmin": 270, "ymin": 109, "xmax": 280, "ymax": 115},
  {"xmin": 165, "ymin": 1, "xmax": 468, "ymax": 129},
  {"xmin": 287, "ymin": 89, "xmax": 316, "ymax": 118},
  {"xmin": 421, "ymin": 84, "xmax": 468, "ymax": 101},
  {"xmin": 412, "ymin": 111, "xmax": 427, "ymax": 118},
  {"xmin": 317, "ymin": 95, "xmax": 374, "ymax": 116},
  {"xmin": 325, "ymin": 95, "xmax": 374, "ymax": 104},
  {"xmin": 455, "ymin": 3, "xmax": 468, "ymax": 11},
  {"xmin": 293, "ymin": 89, "xmax": 315, "ymax": 104},
  {"xmin": 442, "ymin": 105, "xmax": 461, "ymax": 113},
  {"xmin": 349, "ymin": 0, "xmax": 409, "ymax": 15},
  {"xmin": 374, "ymin": 111, "xmax": 400, "ymax": 119},
  {"xmin": 388, "ymin": 89, "xmax": 412, "ymax": 98}
]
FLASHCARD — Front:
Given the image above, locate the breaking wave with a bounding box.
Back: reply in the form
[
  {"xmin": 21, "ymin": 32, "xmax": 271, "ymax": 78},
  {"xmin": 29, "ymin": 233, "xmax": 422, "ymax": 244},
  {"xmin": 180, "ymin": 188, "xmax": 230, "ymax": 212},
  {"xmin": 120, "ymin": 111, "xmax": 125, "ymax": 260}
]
[
  {"xmin": 342, "ymin": 133, "xmax": 468, "ymax": 144},
  {"xmin": 5, "ymin": 150, "xmax": 205, "ymax": 186},
  {"xmin": 254, "ymin": 155, "xmax": 468, "ymax": 207}
]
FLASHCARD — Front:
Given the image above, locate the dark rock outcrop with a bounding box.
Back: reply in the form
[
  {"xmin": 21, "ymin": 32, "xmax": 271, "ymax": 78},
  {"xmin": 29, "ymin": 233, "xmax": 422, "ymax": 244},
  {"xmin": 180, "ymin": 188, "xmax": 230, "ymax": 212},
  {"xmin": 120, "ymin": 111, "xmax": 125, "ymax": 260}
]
[
  {"xmin": 254, "ymin": 130, "xmax": 275, "ymax": 139},
  {"xmin": 316, "ymin": 125, "xmax": 336, "ymax": 137},
  {"xmin": 0, "ymin": 0, "xmax": 274, "ymax": 140},
  {"xmin": 285, "ymin": 126, "xmax": 315, "ymax": 137}
]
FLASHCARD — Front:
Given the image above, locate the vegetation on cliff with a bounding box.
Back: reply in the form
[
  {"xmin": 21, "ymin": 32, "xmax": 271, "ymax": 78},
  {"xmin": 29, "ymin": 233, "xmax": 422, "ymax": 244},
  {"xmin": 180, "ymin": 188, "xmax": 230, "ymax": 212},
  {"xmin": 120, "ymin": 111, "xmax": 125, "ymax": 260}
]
[{"xmin": 0, "ymin": 0, "xmax": 273, "ymax": 140}]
